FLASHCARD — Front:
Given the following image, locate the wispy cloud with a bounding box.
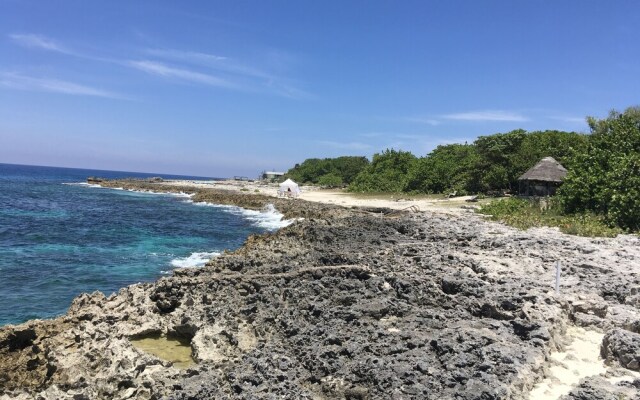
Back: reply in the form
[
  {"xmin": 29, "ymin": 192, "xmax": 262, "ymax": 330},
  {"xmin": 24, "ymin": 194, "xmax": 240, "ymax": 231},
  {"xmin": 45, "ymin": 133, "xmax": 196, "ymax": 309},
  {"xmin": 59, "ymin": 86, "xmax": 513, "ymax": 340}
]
[
  {"xmin": 8, "ymin": 33, "xmax": 311, "ymax": 99},
  {"xmin": 0, "ymin": 72, "xmax": 122, "ymax": 98},
  {"xmin": 359, "ymin": 132, "xmax": 386, "ymax": 138},
  {"xmin": 146, "ymin": 49, "xmax": 267, "ymax": 78},
  {"xmin": 395, "ymin": 133, "xmax": 427, "ymax": 140},
  {"xmin": 548, "ymin": 116, "xmax": 586, "ymax": 124},
  {"xmin": 9, "ymin": 33, "xmax": 73, "ymax": 55},
  {"xmin": 145, "ymin": 48, "xmax": 312, "ymax": 99},
  {"xmin": 128, "ymin": 60, "xmax": 236, "ymax": 89},
  {"xmin": 442, "ymin": 110, "xmax": 529, "ymax": 122},
  {"xmin": 403, "ymin": 117, "xmax": 441, "ymax": 126},
  {"xmin": 147, "ymin": 49, "xmax": 228, "ymax": 63},
  {"xmin": 317, "ymin": 140, "xmax": 372, "ymax": 151}
]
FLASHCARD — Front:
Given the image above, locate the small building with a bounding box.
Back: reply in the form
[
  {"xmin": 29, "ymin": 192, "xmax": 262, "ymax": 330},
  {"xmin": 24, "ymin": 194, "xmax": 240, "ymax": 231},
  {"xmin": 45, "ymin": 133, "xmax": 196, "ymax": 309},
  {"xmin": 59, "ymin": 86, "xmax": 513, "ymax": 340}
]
[
  {"xmin": 518, "ymin": 157, "xmax": 567, "ymax": 197},
  {"xmin": 261, "ymin": 171, "xmax": 285, "ymax": 181}
]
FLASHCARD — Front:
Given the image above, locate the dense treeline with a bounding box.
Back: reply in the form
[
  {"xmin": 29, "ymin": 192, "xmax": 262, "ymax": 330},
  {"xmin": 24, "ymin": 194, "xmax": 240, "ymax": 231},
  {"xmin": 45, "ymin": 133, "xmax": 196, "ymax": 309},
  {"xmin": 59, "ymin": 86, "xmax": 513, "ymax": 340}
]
[
  {"xmin": 348, "ymin": 129, "xmax": 588, "ymax": 194},
  {"xmin": 348, "ymin": 150, "xmax": 417, "ymax": 192},
  {"xmin": 559, "ymin": 107, "xmax": 640, "ymax": 231},
  {"xmin": 478, "ymin": 106, "xmax": 640, "ymax": 234},
  {"xmin": 284, "ymin": 156, "xmax": 369, "ymax": 187},
  {"xmin": 285, "ymin": 129, "xmax": 588, "ymax": 194},
  {"xmin": 285, "ymin": 107, "xmax": 640, "ymax": 231}
]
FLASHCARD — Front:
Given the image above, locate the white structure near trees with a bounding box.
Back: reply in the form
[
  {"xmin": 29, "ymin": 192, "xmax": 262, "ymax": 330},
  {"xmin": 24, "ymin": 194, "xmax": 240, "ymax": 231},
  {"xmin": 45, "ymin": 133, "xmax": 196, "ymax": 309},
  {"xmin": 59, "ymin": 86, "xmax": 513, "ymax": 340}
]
[
  {"xmin": 278, "ymin": 179, "xmax": 300, "ymax": 197},
  {"xmin": 261, "ymin": 171, "xmax": 285, "ymax": 181}
]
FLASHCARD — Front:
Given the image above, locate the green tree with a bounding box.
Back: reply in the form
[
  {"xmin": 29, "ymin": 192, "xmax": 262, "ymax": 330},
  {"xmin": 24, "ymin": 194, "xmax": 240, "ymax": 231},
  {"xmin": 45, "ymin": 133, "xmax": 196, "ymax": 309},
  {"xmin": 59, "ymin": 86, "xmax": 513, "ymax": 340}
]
[
  {"xmin": 513, "ymin": 130, "xmax": 588, "ymax": 175},
  {"xmin": 405, "ymin": 144, "xmax": 478, "ymax": 194},
  {"xmin": 348, "ymin": 149, "xmax": 417, "ymax": 192},
  {"xmin": 559, "ymin": 107, "xmax": 640, "ymax": 230},
  {"xmin": 329, "ymin": 156, "xmax": 370, "ymax": 183},
  {"xmin": 317, "ymin": 173, "xmax": 344, "ymax": 187},
  {"xmin": 471, "ymin": 129, "xmax": 527, "ymax": 192},
  {"xmin": 470, "ymin": 129, "xmax": 586, "ymax": 193},
  {"xmin": 284, "ymin": 156, "xmax": 368, "ymax": 185}
]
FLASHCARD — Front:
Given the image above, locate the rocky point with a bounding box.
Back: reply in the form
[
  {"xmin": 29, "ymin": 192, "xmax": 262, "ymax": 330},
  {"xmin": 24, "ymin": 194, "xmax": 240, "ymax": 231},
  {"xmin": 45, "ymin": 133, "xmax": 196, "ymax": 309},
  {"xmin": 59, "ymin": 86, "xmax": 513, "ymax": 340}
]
[{"xmin": 1, "ymin": 179, "xmax": 639, "ymax": 399}]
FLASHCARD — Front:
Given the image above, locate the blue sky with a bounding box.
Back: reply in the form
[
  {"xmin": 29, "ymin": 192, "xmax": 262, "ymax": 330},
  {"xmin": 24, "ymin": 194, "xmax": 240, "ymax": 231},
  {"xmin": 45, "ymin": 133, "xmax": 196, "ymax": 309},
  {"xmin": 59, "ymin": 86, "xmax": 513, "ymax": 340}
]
[{"xmin": 1, "ymin": 1, "xmax": 639, "ymax": 177}]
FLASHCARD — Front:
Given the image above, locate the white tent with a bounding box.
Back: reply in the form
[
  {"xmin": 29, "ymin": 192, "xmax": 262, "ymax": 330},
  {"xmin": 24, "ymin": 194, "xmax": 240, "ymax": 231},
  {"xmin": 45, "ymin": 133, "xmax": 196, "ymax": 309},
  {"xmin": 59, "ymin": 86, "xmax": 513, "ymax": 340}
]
[{"xmin": 278, "ymin": 179, "xmax": 300, "ymax": 197}]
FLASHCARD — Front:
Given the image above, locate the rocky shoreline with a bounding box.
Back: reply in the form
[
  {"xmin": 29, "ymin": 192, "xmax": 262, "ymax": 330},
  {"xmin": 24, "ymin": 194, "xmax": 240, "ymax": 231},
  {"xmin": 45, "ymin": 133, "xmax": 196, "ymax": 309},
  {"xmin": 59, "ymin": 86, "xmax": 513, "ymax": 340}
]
[{"xmin": 1, "ymin": 179, "xmax": 639, "ymax": 399}]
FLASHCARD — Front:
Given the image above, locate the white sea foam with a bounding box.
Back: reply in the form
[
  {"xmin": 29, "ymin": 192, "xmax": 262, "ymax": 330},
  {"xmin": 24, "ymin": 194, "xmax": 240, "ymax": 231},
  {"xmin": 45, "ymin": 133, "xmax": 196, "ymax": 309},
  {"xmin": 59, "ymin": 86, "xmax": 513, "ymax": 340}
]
[
  {"xmin": 194, "ymin": 202, "xmax": 292, "ymax": 231},
  {"xmin": 63, "ymin": 182, "xmax": 103, "ymax": 188},
  {"xmin": 77, "ymin": 183, "xmax": 195, "ymax": 199},
  {"xmin": 171, "ymin": 191, "xmax": 194, "ymax": 199},
  {"xmin": 78, "ymin": 183, "xmax": 288, "ymax": 229},
  {"xmin": 170, "ymin": 251, "xmax": 220, "ymax": 268}
]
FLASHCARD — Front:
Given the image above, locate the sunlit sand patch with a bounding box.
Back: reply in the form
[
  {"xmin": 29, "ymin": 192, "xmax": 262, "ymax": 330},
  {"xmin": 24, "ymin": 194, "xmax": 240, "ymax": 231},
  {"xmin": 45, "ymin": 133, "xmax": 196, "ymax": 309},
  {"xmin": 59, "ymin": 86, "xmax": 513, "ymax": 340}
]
[{"xmin": 528, "ymin": 326, "xmax": 638, "ymax": 399}]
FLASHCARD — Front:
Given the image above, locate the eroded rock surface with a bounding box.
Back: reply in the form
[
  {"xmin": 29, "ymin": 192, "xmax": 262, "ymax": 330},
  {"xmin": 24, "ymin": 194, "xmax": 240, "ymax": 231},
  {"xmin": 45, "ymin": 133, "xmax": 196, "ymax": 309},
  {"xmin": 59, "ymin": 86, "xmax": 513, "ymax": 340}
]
[
  {"xmin": 602, "ymin": 329, "xmax": 640, "ymax": 371},
  {"xmin": 1, "ymin": 180, "xmax": 639, "ymax": 399}
]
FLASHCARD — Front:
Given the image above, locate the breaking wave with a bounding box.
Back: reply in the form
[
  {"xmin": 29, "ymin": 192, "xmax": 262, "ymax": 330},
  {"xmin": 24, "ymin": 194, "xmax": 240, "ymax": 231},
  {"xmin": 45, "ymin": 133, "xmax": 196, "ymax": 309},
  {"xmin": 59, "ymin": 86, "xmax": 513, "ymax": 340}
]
[
  {"xmin": 170, "ymin": 251, "xmax": 221, "ymax": 268},
  {"xmin": 193, "ymin": 202, "xmax": 292, "ymax": 231}
]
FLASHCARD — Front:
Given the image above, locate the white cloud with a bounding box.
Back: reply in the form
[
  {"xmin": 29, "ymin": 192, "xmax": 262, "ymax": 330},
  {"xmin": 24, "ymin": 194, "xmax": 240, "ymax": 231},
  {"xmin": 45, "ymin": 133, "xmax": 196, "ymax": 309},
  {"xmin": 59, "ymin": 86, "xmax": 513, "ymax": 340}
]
[
  {"xmin": 144, "ymin": 48, "xmax": 312, "ymax": 99},
  {"xmin": 0, "ymin": 72, "xmax": 121, "ymax": 98},
  {"xmin": 442, "ymin": 110, "xmax": 528, "ymax": 122},
  {"xmin": 147, "ymin": 48, "xmax": 228, "ymax": 63},
  {"xmin": 395, "ymin": 133, "xmax": 426, "ymax": 140},
  {"xmin": 359, "ymin": 132, "xmax": 385, "ymax": 138},
  {"xmin": 146, "ymin": 49, "xmax": 269, "ymax": 78},
  {"xmin": 404, "ymin": 117, "xmax": 441, "ymax": 126},
  {"xmin": 127, "ymin": 60, "xmax": 235, "ymax": 88},
  {"xmin": 317, "ymin": 140, "xmax": 372, "ymax": 151},
  {"xmin": 548, "ymin": 116, "xmax": 586, "ymax": 124},
  {"xmin": 8, "ymin": 33, "xmax": 310, "ymax": 99},
  {"xmin": 9, "ymin": 33, "xmax": 72, "ymax": 54}
]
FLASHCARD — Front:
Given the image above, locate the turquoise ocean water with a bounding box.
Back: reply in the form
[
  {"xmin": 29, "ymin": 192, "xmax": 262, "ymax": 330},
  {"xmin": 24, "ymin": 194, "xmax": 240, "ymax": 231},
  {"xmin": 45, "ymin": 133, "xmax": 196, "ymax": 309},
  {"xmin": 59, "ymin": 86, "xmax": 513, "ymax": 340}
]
[{"xmin": 0, "ymin": 163, "xmax": 287, "ymax": 326}]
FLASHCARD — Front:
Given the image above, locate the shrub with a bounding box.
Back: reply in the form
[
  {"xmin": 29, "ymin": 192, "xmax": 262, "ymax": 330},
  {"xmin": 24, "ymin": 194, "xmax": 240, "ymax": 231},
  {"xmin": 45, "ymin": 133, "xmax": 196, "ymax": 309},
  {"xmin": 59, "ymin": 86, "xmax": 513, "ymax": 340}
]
[
  {"xmin": 477, "ymin": 198, "xmax": 621, "ymax": 237},
  {"xmin": 285, "ymin": 156, "xmax": 369, "ymax": 185},
  {"xmin": 348, "ymin": 149, "xmax": 417, "ymax": 192},
  {"xmin": 317, "ymin": 173, "xmax": 343, "ymax": 188},
  {"xmin": 559, "ymin": 107, "xmax": 640, "ymax": 231}
]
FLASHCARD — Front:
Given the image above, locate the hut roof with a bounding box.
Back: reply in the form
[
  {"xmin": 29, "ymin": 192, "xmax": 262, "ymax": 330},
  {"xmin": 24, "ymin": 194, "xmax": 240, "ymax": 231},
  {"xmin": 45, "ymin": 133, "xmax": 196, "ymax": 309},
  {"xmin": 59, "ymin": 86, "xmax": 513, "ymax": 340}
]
[{"xmin": 518, "ymin": 157, "xmax": 567, "ymax": 183}]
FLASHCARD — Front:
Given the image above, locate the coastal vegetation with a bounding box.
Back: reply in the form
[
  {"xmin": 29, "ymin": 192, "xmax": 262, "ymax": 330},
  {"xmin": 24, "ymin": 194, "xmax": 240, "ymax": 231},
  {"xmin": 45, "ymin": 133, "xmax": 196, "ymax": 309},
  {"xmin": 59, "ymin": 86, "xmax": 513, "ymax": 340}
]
[
  {"xmin": 478, "ymin": 198, "xmax": 623, "ymax": 237},
  {"xmin": 348, "ymin": 129, "xmax": 588, "ymax": 195},
  {"xmin": 559, "ymin": 107, "xmax": 640, "ymax": 231},
  {"xmin": 348, "ymin": 149, "xmax": 417, "ymax": 192},
  {"xmin": 286, "ymin": 129, "xmax": 588, "ymax": 195},
  {"xmin": 285, "ymin": 106, "xmax": 640, "ymax": 234},
  {"xmin": 284, "ymin": 156, "xmax": 369, "ymax": 187}
]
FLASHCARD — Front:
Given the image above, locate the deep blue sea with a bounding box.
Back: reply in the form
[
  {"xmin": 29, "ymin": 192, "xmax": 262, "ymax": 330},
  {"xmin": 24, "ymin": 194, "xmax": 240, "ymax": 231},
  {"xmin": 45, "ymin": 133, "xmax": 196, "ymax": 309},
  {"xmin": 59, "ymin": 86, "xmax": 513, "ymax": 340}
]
[{"xmin": 0, "ymin": 163, "xmax": 287, "ymax": 326}]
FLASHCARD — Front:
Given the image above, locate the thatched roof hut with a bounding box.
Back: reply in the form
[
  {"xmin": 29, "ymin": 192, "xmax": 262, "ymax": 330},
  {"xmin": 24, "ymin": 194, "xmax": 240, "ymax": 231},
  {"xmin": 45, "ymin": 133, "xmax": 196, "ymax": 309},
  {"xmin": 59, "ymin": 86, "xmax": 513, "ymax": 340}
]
[{"xmin": 517, "ymin": 157, "xmax": 567, "ymax": 196}]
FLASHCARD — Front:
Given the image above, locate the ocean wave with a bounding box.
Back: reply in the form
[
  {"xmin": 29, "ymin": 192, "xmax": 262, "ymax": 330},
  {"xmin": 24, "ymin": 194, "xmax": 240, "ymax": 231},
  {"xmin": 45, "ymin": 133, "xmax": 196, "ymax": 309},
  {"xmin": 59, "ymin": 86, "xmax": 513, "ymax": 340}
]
[
  {"xmin": 63, "ymin": 182, "xmax": 103, "ymax": 188},
  {"xmin": 170, "ymin": 251, "xmax": 220, "ymax": 268},
  {"xmin": 75, "ymin": 183, "xmax": 195, "ymax": 199},
  {"xmin": 78, "ymin": 183, "xmax": 286, "ymax": 230},
  {"xmin": 194, "ymin": 202, "xmax": 292, "ymax": 231}
]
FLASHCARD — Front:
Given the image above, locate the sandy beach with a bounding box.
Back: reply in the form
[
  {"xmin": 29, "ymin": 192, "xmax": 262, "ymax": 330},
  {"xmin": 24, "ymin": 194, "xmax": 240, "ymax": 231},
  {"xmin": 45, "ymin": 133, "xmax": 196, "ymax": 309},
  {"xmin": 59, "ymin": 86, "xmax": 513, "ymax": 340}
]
[{"xmin": 162, "ymin": 179, "xmax": 480, "ymax": 214}]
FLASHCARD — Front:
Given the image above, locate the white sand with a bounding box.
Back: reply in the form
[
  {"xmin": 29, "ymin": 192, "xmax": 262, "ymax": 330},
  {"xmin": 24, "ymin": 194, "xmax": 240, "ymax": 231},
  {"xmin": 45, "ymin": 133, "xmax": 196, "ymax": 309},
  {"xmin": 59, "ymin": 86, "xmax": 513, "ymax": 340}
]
[
  {"xmin": 163, "ymin": 179, "xmax": 477, "ymax": 214},
  {"xmin": 299, "ymin": 190, "xmax": 476, "ymax": 214},
  {"xmin": 529, "ymin": 326, "xmax": 639, "ymax": 399},
  {"xmin": 529, "ymin": 327, "xmax": 606, "ymax": 399}
]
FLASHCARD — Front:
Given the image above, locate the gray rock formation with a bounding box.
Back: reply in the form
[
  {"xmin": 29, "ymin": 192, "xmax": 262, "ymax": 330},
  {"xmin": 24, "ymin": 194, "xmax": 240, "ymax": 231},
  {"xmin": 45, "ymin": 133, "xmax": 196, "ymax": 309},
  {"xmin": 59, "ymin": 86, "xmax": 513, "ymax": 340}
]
[
  {"xmin": 1, "ymin": 179, "xmax": 639, "ymax": 399},
  {"xmin": 602, "ymin": 329, "xmax": 640, "ymax": 371},
  {"xmin": 561, "ymin": 376, "xmax": 640, "ymax": 400}
]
